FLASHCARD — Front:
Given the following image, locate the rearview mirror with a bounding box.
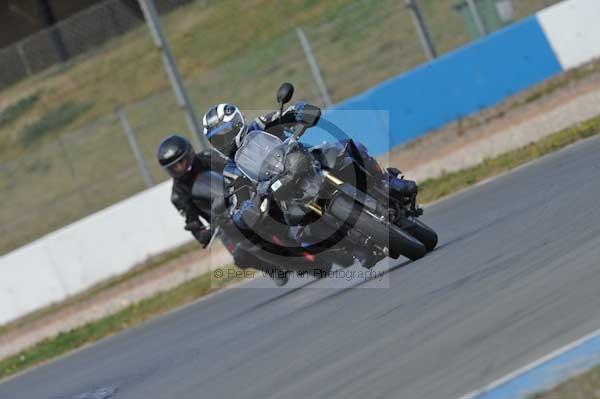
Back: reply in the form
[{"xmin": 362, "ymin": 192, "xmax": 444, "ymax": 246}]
[{"xmin": 276, "ymin": 82, "xmax": 294, "ymax": 105}]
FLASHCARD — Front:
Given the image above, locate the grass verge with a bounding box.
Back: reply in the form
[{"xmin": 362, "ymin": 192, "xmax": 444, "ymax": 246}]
[
  {"xmin": 20, "ymin": 100, "xmax": 94, "ymax": 146},
  {"xmin": 0, "ymin": 92, "xmax": 40, "ymax": 128},
  {"xmin": 1, "ymin": 112, "xmax": 600, "ymax": 381},
  {"xmin": 529, "ymin": 363, "xmax": 600, "ymax": 398}
]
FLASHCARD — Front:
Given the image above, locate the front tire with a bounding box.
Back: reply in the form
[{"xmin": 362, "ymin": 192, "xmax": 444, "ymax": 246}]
[
  {"xmin": 402, "ymin": 218, "xmax": 438, "ymax": 252},
  {"xmin": 387, "ymin": 224, "xmax": 427, "ymax": 260}
]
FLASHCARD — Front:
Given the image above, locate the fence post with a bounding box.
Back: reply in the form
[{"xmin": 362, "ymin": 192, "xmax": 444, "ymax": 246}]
[
  {"xmin": 138, "ymin": 0, "xmax": 208, "ymax": 150},
  {"xmin": 39, "ymin": 0, "xmax": 70, "ymax": 62},
  {"xmin": 296, "ymin": 27, "xmax": 333, "ymax": 109},
  {"xmin": 405, "ymin": 0, "xmax": 437, "ymax": 60},
  {"xmin": 466, "ymin": 0, "xmax": 487, "ymax": 37},
  {"xmin": 56, "ymin": 135, "xmax": 91, "ymax": 209},
  {"xmin": 117, "ymin": 107, "xmax": 154, "ymax": 188},
  {"xmin": 16, "ymin": 41, "xmax": 32, "ymax": 76}
]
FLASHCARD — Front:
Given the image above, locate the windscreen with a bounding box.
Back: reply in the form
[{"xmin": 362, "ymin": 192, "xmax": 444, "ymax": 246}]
[{"xmin": 235, "ymin": 130, "xmax": 285, "ymax": 182}]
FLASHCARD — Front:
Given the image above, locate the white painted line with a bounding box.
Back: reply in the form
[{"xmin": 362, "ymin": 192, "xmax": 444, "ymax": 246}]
[{"xmin": 456, "ymin": 327, "xmax": 600, "ymax": 399}]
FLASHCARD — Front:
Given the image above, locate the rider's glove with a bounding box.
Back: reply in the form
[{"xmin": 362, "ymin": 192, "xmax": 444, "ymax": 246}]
[
  {"xmin": 232, "ymin": 199, "xmax": 261, "ymax": 230},
  {"xmin": 288, "ymin": 102, "xmax": 321, "ymax": 127},
  {"xmin": 185, "ymin": 220, "xmax": 212, "ymax": 246}
]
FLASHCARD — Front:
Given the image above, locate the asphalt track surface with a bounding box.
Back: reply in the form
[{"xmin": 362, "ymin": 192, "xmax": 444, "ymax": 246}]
[{"xmin": 3, "ymin": 136, "xmax": 600, "ymax": 399}]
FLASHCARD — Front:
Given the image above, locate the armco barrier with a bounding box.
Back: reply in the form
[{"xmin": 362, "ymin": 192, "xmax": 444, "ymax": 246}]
[{"xmin": 3, "ymin": 0, "xmax": 600, "ymax": 325}]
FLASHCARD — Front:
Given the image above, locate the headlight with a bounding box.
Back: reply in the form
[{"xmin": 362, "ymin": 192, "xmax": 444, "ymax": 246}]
[
  {"xmin": 271, "ymin": 162, "xmax": 323, "ymax": 205},
  {"xmin": 296, "ymin": 166, "xmax": 323, "ymax": 204}
]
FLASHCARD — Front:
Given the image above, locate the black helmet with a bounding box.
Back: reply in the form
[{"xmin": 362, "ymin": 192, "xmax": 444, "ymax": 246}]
[
  {"xmin": 202, "ymin": 103, "xmax": 246, "ymax": 158},
  {"xmin": 157, "ymin": 134, "xmax": 195, "ymax": 178}
]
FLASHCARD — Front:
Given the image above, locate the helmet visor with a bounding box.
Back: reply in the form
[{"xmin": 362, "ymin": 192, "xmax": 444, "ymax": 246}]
[
  {"xmin": 207, "ymin": 121, "xmax": 237, "ymax": 157},
  {"xmin": 162, "ymin": 150, "xmax": 193, "ymax": 178}
]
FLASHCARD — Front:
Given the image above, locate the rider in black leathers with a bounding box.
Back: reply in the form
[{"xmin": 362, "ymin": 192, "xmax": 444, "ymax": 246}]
[
  {"xmin": 203, "ymin": 103, "xmax": 324, "ymax": 233},
  {"xmin": 157, "ymin": 134, "xmax": 290, "ymax": 285},
  {"xmin": 157, "ymin": 134, "xmax": 227, "ymax": 246}
]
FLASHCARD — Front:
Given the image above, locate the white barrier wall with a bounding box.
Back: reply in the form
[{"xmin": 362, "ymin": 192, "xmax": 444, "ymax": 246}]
[
  {"xmin": 0, "ymin": 180, "xmax": 193, "ymax": 325},
  {"xmin": 538, "ymin": 0, "xmax": 600, "ymax": 70}
]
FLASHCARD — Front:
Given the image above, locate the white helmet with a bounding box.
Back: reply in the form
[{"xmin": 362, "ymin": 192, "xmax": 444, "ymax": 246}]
[{"xmin": 202, "ymin": 103, "xmax": 246, "ymax": 158}]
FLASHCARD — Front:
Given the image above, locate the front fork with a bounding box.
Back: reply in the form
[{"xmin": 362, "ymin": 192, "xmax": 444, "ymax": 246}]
[
  {"xmin": 375, "ymin": 179, "xmax": 422, "ymax": 217},
  {"xmin": 303, "ymin": 170, "xmax": 342, "ymax": 217}
]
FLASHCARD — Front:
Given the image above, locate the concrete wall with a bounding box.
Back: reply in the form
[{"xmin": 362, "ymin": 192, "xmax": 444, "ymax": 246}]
[
  {"xmin": 538, "ymin": 0, "xmax": 600, "ymax": 70},
  {"xmin": 3, "ymin": 0, "xmax": 600, "ymax": 325},
  {"xmin": 0, "ymin": 181, "xmax": 192, "ymax": 325}
]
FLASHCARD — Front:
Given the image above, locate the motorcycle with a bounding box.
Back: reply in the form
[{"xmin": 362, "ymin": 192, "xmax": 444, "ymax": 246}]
[
  {"xmin": 190, "ymin": 169, "xmax": 353, "ymax": 276},
  {"xmin": 228, "ymin": 82, "xmax": 437, "ymax": 269}
]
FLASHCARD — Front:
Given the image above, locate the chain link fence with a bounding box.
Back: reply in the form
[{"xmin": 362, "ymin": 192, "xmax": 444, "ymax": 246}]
[
  {"xmin": 0, "ymin": 0, "xmax": 562, "ymax": 254},
  {"xmin": 0, "ymin": 0, "xmax": 203, "ymax": 89}
]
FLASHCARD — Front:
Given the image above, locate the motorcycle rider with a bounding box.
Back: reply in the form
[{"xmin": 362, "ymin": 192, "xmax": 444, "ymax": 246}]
[
  {"xmin": 202, "ymin": 102, "xmax": 322, "ymax": 237},
  {"xmin": 201, "ymin": 102, "xmax": 419, "ymax": 268},
  {"xmin": 157, "ymin": 133, "xmax": 290, "ymax": 286},
  {"xmin": 157, "ymin": 134, "xmax": 226, "ymax": 246},
  {"xmin": 202, "ymin": 102, "xmax": 419, "ymax": 216}
]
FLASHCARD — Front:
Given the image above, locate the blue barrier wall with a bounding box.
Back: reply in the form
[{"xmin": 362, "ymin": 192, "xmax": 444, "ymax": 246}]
[{"xmin": 304, "ymin": 16, "xmax": 562, "ymax": 155}]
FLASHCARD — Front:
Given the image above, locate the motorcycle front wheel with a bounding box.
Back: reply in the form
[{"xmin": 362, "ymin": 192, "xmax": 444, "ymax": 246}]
[{"xmin": 401, "ymin": 217, "xmax": 438, "ymax": 252}]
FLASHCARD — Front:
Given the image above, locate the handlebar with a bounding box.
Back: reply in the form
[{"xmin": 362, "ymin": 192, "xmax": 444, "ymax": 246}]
[{"xmin": 291, "ymin": 122, "xmax": 307, "ymax": 141}]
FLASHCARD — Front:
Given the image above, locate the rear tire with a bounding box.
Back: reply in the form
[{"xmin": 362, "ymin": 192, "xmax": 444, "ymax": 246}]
[{"xmin": 402, "ymin": 218, "xmax": 438, "ymax": 252}]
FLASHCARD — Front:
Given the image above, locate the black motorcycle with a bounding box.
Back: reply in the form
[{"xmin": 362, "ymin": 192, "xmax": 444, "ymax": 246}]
[
  {"xmin": 227, "ymin": 83, "xmax": 437, "ymax": 269},
  {"xmin": 190, "ymin": 168, "xmax": 353, "ymax": 276}
]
